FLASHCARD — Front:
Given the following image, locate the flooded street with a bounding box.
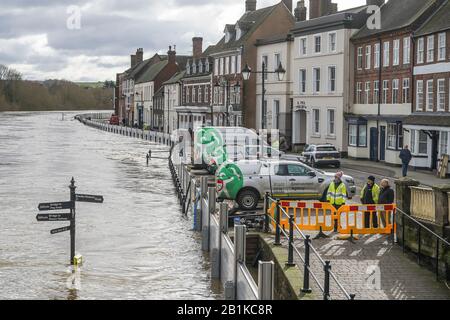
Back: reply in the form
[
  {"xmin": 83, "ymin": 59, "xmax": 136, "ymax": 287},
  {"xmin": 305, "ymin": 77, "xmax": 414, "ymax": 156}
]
[{"xmin": 0, "ymin": 111, "xmax": 221, "ymax": 300}]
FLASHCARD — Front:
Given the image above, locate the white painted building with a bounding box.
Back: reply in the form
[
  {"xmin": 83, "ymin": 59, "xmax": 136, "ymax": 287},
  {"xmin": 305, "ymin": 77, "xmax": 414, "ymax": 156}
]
[
  {"xmin": 255, "ymin": 34, "xmax": 294, "ymax": 141},
  {"xmin": 290, "ymin": 8, "xmax": 369, "ymax": 154}
]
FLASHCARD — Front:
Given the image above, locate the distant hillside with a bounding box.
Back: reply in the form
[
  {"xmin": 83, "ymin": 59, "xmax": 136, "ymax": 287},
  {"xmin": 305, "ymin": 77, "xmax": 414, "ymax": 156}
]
[{"xmin": 0, "ymin": 64, "xmax": 115, "ymax": 112}]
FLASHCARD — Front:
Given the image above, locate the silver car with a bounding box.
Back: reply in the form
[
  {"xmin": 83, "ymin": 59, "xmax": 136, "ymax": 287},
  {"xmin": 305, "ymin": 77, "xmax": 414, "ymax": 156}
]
[{"xmin": 216, "ymin": 159, "xmax": 356, "ymax": 210}]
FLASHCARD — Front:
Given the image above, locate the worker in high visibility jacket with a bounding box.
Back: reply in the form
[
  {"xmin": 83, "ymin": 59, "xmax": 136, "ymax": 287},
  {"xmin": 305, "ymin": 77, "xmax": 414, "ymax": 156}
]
[
  {"xmin": 327, "ymin": 171, "xmax": 348, "ymax": 210},
  {"xmin": 361, "ymin": 176, "xmax": 381, "ymax": 228}
]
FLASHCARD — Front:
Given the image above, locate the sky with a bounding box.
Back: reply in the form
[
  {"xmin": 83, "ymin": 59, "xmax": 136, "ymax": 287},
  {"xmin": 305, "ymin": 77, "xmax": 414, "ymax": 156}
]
[{"xmin": 0, "ymin": 0, "xmax": 366, "ymax": 82}]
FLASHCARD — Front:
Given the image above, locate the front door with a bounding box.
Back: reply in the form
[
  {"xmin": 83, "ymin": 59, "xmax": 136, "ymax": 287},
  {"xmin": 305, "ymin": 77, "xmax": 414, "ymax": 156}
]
[
  {"xmin": 431, "ymin": 131, "xmax": 439, "ymax": 171},
  {"xmin": 380, "ymin": 126, "xmax": 386, "ymax": 162},
  {"xmin": 370, "ymin": 127, "xmax": 379, "ymax": 161}
]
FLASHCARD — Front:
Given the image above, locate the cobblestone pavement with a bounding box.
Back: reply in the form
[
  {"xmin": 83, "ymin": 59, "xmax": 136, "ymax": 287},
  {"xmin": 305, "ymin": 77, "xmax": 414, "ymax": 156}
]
[{"xmin": 265, "ymin": 233, "xmax": 450, "ymax": 300}]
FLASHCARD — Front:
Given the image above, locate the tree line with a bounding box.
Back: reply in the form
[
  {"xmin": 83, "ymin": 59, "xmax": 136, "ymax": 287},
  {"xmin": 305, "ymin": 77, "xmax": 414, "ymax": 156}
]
[{"xmin": 0, "ymin": 64, "xmax": 114, "ymax": 112}]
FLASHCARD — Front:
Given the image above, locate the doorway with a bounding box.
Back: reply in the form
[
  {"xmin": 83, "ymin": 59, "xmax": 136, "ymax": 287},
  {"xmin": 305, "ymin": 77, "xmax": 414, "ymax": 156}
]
[
  {"xmin": 370, "ymin": 127, "xmax": 378, "ymax": 161},
  {"xmin": 380, "ymin": 126, "xmax": 386, "ymax": 162}
]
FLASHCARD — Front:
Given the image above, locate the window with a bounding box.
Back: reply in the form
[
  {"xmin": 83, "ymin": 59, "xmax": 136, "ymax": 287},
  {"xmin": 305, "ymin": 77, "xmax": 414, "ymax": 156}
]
[
  {"xmin": 438, "ymin": 79, "xmax": 445, "ymax": 111},
  {"xmin": 327, "ymin": 109, "xmax": 335, "ymax": 136},
  {"xmin": 198, "ymin": 86, "xmax": 202, "ymax": 103},
  {"xmin": 192, "ymin": 86, "xmax": 196, "ymax": 103},
  {"xmin": 382, "ymin": 80, "xmax": 389, "ymax": 104},
  {"xmin": 349, "ymin": 124, "xmax": 367, "ymax": 147},
  {"xmin": 402, "ymin": 78, "xmax": 410, "ymax": 103},
  {"xmin": 274, "ymin": 53, "xmax": 281, "ymax": 81},
  {"xmin": 416, "ymin": 80, "xmax": 424, "ymax": 111},
  {"xmin": 231, "ymin": 56, "xmax": 236, "ymax": 74},
  {"xmin": 262, "ymin": 55, "xmax": 268, "ymax": 80},
  {"xmin": 438, "ymin": 33, "xmax": 446, "ymax": 61},
  {"xmin": 392, "ymin": 79, "xmax": 399, "ymax": 104},
  {"xmin": 205, "ymin": 86, "xmax": 209, "ymax": 104},
  {"xmin": 225, "ymin": 57, "xmax": 230, "ymax": 75},
  {"xmin": 213, "ymin": 87, "xmax": 219, "ymax": 105},
  {"xmin": 328, "ymin": 66, "xmax": 336, "ymax": 93},
  {"xmin": 417, "ymin": 37, "xmax": 425, "ymax": 63},
  {"xmin": 412, "ymin": 130, "xmax": 428, "ymax": 155},
  {"xmin": 313, "ymin": 109, "xmax": 320, "ymax": 135},
  {"xmin": 357, "ymin": 47, "xmax": 363, "ymax": 69},
  {"xmin": 299, "ymin": 69, "xmax": 306, "ymax": 94},
  {"xmin": 426, "ymin": 80, "xmax": 434, "ymax": 111},
  {"xmin": 365, "ymin": 46, "xmax": 371, "ymax": 69},
  {"xmin": 288, "ymin": 165, "xmax": 309, "ymax": 177},
  {"xmin": 186, "ymin": 62, "xmax": 191, "ymax": 75},
  {"xmin": 329, "ymin": 33, "xmax": 336, "ymax": 52},
  {"xmin": 314, "ymin": 35, "xmax": 321, "ymax": 53},
  {"xmin": 186, "ymin": 87, "xmax": 191, "ymax": 103},
  {"xmin": 383, "ymin": 41, "xmax": 390, "ymax": 67},
  {"xmin": 313, "ymin": 68, "xmax": 321, "ymax": 93},
  {"xmin": 387, "ymin": 123, "xmax": 398, "ymax": 150},
  {"xmin": 365, "ymin": 82, "xmax": 371, "ymax": 104},
  {"xmin": 198, "ymin": 61, "xmax": 203, "ymax": 73},
  {"xmin": 393, "ymin": 39, "xmax": 400, "ymax": 66},
  {"xmin": 300, "ymin": 37, "xmax": 307, "ymax": 55},
  {"xmin": 373, "ymin": 81, "xmax": 379, "ymax": 104},
  {"xmin": 427, "ymin": 35, "xmax": 434, "ymax": 62},
  {"xmin": 440, "ymin": 132, "xmax": 449, "ymax": 157},
  {"xmin": 374, "ymin": 43, "xmax": 380, "ymax": 68},
  {"xmin": 403, "ymin": 37, "xmax": 411, "ymax": 64},
  {"xmin": 356, "ymin": 82, "xmax": 363, "ymax": 104},
  {"xmin": 273, "ymin": 100, "xmax": 280, "ymax": 129},
  {"xmin": 418, "ymin": 131, "xmax": 428, "ymax": 154}
]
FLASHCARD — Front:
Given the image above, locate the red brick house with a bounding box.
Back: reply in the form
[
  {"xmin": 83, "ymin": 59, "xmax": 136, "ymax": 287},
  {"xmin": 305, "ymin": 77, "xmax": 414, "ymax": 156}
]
[{"xmin": 404, "ymin": 0, "xmax": 450, "ymax": 172}]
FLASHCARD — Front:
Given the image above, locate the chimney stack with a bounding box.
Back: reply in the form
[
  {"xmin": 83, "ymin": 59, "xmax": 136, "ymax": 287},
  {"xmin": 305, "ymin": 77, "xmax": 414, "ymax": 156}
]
[
  {"xmin": 192, "ymin": 37, "xmax": 203, "ymax": 59},
  {"xmin": 294, "ymin": 1, "xmax": 307, "ymax": 21},
  {"xmin": 309, "ymin": 0, "xmax": 337, "ymax": 19},
  {"xmin": 366, "ymin": 0, "xmax": 385, "ymax": 7},
  {"xmin": 282, "ymin": 0, "xmax": 293, "ymax": 12},
  {"xmin": 245, "ymin": 0, "xmax": 257, "ymax": 12},
  {"xmin": 309, "ymin": 0, "xmax": 320, "ymax": 19},
  {"xmin": 168, "ymin": 45, "xmax": 176, "ymax": 64},
  {"xmin": 329, "ymin": 2, "xmax": 338, "ymax": 14},
  {"xmin": 130, "ymin": 54, "xmax": 137, "ymax": 68},
  {"xmin": 136, "ymin": 48, "xmax": 144, "ymax": 64}
]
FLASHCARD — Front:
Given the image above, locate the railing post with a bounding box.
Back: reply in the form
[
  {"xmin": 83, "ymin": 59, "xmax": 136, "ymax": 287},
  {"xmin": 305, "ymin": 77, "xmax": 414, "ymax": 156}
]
[
  {"xmin": 220, "ymin": 203, "xmax": 229, "ymax": 234},
  {"xmin": 235, "ymin": 225, "xmax": 247, "ymax": 264},
  {"xmin": 323, "ymin": 261, "xmax": 331, "ymax": 301},
  {"xmin": 258, "ymin": 261, "xmax": 275, "ymax": 300},
  {"xmin": 264, "ymin": 193, "xmax": 270, "ymax": 233},
  {"xmin": 274, "ymin": 200, "xmax": 281, "ymax": 246},
  {"xmin": 302, "ymin": 235, "xmax": 312, "ymax": 293},
  {"xmin": 286, "ymin": 213, "xmax": 295, "ymax": 267},
  {"xmin": 436, "ymin": 238, "xmax": 440, "ymax": 281}
]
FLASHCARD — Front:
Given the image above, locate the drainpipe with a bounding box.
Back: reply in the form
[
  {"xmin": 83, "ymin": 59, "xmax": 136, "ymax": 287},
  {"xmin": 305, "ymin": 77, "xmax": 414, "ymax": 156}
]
[{"xmin": 377, "ymin": 37, "xmax": 382, "ymax": 162}]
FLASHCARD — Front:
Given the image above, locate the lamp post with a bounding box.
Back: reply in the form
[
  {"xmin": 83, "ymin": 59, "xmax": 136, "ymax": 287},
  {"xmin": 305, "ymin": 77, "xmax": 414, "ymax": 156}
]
[
  {"xmin": 214, "ymin": 78, "xmax": 241, "ymax": 127},
  {"xmin": 242, "ymin": 61, "xmax": 286, "ymax": 130}
]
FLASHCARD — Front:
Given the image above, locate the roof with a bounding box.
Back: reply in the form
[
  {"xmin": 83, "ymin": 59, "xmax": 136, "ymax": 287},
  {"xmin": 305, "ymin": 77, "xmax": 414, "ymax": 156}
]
[
  {"xmin": 291, "ymin": 5, "xmax": 370, "ymax": 35},
  {"xmin": 352, "ymin": 0, "xmax": 439, "ymax": 40},
  {"xmin": 415, "ymin": 0, "xmax": 450, "ymax": 36},
  {"xmin": 211, "ymin": 4, "xmax": 279, "ymax": 53},
  {"xmin": 135, "ymin": 60, "xmax": 168, "ymax": 84},
  {"xmin": 255, "ymin": 33, "xmax": 293, "ymax": 46},
  {"xmin": 163, "ymin": 70, "xmax": 186, "ymax": 85},
  {"xmin": 404, "ymin": 113, "xmax": 450, "ymax": 127}
]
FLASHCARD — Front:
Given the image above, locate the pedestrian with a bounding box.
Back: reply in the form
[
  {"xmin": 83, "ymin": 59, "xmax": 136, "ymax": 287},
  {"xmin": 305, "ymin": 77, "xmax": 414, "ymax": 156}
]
[
  {"xmin": 361, "ymin": 176, "xmax": 380, "ymax": 229},
  {"xmin": 399, "ymin": 145, "xmax": 413, "ymax": 177},
  {"xmin": 378, "ymin": 179, "xmax": 395, "ymax": 227},
  {"xmin": 327, "ymin": 171, "xmax": 348, "ymax": 210}
]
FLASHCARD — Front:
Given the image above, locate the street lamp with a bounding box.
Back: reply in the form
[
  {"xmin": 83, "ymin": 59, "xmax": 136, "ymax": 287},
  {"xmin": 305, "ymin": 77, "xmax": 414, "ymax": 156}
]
[
  {"xmin": 214, "ymin": 79, "xmax": 241, "ymax": 127},
  {"xmin": 242, "ymin": 61, "xmax": 286, "ymax": 129}
]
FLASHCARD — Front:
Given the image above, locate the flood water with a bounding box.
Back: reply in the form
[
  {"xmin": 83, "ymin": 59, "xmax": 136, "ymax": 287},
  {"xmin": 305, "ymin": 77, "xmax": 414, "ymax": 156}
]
[{"xmin": 0, "ymin": 111, "xmax": 222, "ymax": 300}]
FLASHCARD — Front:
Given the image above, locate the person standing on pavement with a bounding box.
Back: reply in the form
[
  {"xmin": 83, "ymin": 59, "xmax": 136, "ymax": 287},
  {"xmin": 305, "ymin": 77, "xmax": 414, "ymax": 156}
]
[
  {"xmin": 327, "ymin": 171, "xmax": 348, "ymax": 210},
  {"xmin": 361, "ymin": 176, "xmax": 380, "ymax": 228},
  {"xmin": 399, "ymin": 145, "xmax": 413, "ymax": 177},
  {"xmin": 378, "ymin": 179, "xmax": 395, "ymax": 227}
]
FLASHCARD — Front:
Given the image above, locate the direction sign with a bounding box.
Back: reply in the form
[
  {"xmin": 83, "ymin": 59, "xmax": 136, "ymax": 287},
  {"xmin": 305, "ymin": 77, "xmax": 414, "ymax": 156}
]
[
  {"xmin": 76, "ymin": 194, "xmax": 104, "ymax": 204},
  {"xmin": 36, "ymin": 213, "xmax": 72, "ymax": 222},
  {"xmin": 38, "ymin": 202, "xmax": 73, "ymax": 211},
  {"xmin": 51, "ymin": 226, "xmax": 71, "ymax": 235}
]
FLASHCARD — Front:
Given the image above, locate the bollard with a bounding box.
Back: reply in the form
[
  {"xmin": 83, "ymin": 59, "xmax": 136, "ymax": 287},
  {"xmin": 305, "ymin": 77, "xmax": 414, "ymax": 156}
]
[
  {"xmin": 69, "ymin": 178, "xmax": 77, "ymax": 265},
  {"xmin": 258, "ymin": 261, "xmax": 275, "ymax": 300},
  {"xmin": 302, "ymin": 235, "xmax": 312, "ymax": 293},
  {"xmin": 286, "ymin": 214, "xmax": 295, "ymax": 267},
  {"xmin": 274, "ymin": 200, "xmax": 281, "ymax": 246},
  {"xmin": 220, "ymin": 203, "xmax": 229, "ymax": 234},
  {"xmin": 323, "ymin": 261, "xmax": 331, "ymax": 300}
]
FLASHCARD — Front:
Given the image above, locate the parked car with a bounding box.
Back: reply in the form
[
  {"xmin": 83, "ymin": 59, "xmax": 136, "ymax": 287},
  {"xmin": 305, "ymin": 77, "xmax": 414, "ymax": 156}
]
[
  {"xmin": 216, "ymin": 159, "xmax": 356, "ymax": 210},
  {"xmin": 109, "ymin": 114, "xmax": 120, "ymax": 126},
  {"xmin": 302, "ymin": 144, "xmax": 341, "ymax": 168}
]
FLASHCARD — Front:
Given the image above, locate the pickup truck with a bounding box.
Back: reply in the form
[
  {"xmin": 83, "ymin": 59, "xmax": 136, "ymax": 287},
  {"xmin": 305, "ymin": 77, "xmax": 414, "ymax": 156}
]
[{"xmin": 216, "ymin": 160, "xmax": 356, "ymax": 210}]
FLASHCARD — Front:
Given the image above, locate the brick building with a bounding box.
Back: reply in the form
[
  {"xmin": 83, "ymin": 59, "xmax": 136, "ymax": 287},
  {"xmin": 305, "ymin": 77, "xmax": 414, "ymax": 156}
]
[
  {"xmin": 210, "ymin": 0, "xmax": 295, "ymax": 129},
  {"xmin": 348, "ymin": 0, "xmax": 444, "ymax": 165},
  {"xmin": 404, "ymin": 0, "xmax": 450, "ymax": 172}
]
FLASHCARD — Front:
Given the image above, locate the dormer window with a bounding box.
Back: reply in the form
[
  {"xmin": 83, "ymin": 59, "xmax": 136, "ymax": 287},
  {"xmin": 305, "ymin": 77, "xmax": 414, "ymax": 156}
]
[
  {"xmin": 224, "ymin": 25, "xmax": 235, "ymax": 44},
  {"xmin": 225, "ymin": 31, "xmax": 231, "ymax": 43},
  {"xmin": 192, "ymin": 60, "xmax": 197, "ymax": 74},
  {"xmin": 186, "ymin": 62, "xmax": 191, "ymax": 75},
  {"xmin": 205, "ymin": 60, "xmax": 210, "ymax": 73},
  {"xmin": 236, "ymin": 26, "xmax": 242, "ymax": 41},
  {"xmin": 198, "ymin": 61, "xmax": 203, "ymax": 74}
]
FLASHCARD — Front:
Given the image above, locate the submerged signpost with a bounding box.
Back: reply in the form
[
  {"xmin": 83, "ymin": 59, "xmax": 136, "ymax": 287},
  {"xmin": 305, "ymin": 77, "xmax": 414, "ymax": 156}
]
[{"xmin": 36, "ymin": 178, "xmax": 103, "ymax": 265}]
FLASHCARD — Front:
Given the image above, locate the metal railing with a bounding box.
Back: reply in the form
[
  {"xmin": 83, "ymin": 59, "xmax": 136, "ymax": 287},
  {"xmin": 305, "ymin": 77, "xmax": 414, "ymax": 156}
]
[
  {"xmin": 265, "ymin": 194, "xmax": 355, "ymax": 300},
  {"xmin": 396, "ymin": 207, "xmax": 450, "ymax": 281}
]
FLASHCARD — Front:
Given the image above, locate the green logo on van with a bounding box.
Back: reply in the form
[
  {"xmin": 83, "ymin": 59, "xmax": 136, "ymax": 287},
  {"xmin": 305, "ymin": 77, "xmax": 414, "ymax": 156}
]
[
  {"xmin": 195, "ymin": 128, "xmax": 228, "ymax": 169},
  {"xmin": 217, "ymin": 163, "xmax": 244, "ymax": 199}
]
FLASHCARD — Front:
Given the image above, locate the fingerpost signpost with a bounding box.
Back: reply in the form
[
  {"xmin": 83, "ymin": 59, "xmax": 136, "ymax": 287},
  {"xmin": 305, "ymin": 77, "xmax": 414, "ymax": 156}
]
[{"xmin": 36, "ymin": 178, "xmax": 104, "ymax": 265}]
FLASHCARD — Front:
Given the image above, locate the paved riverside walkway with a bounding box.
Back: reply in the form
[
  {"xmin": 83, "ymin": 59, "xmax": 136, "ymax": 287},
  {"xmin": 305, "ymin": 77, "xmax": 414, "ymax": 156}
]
[{"xmin": 263, "ymin": 232, "xmax": 450, "ymax": 300}]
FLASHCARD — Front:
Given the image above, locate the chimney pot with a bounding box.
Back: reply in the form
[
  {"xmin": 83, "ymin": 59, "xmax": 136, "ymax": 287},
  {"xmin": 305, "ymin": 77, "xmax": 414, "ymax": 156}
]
[{"xmin": 295, "ymin": 1, "xmax": 307, "ymax": 21}]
